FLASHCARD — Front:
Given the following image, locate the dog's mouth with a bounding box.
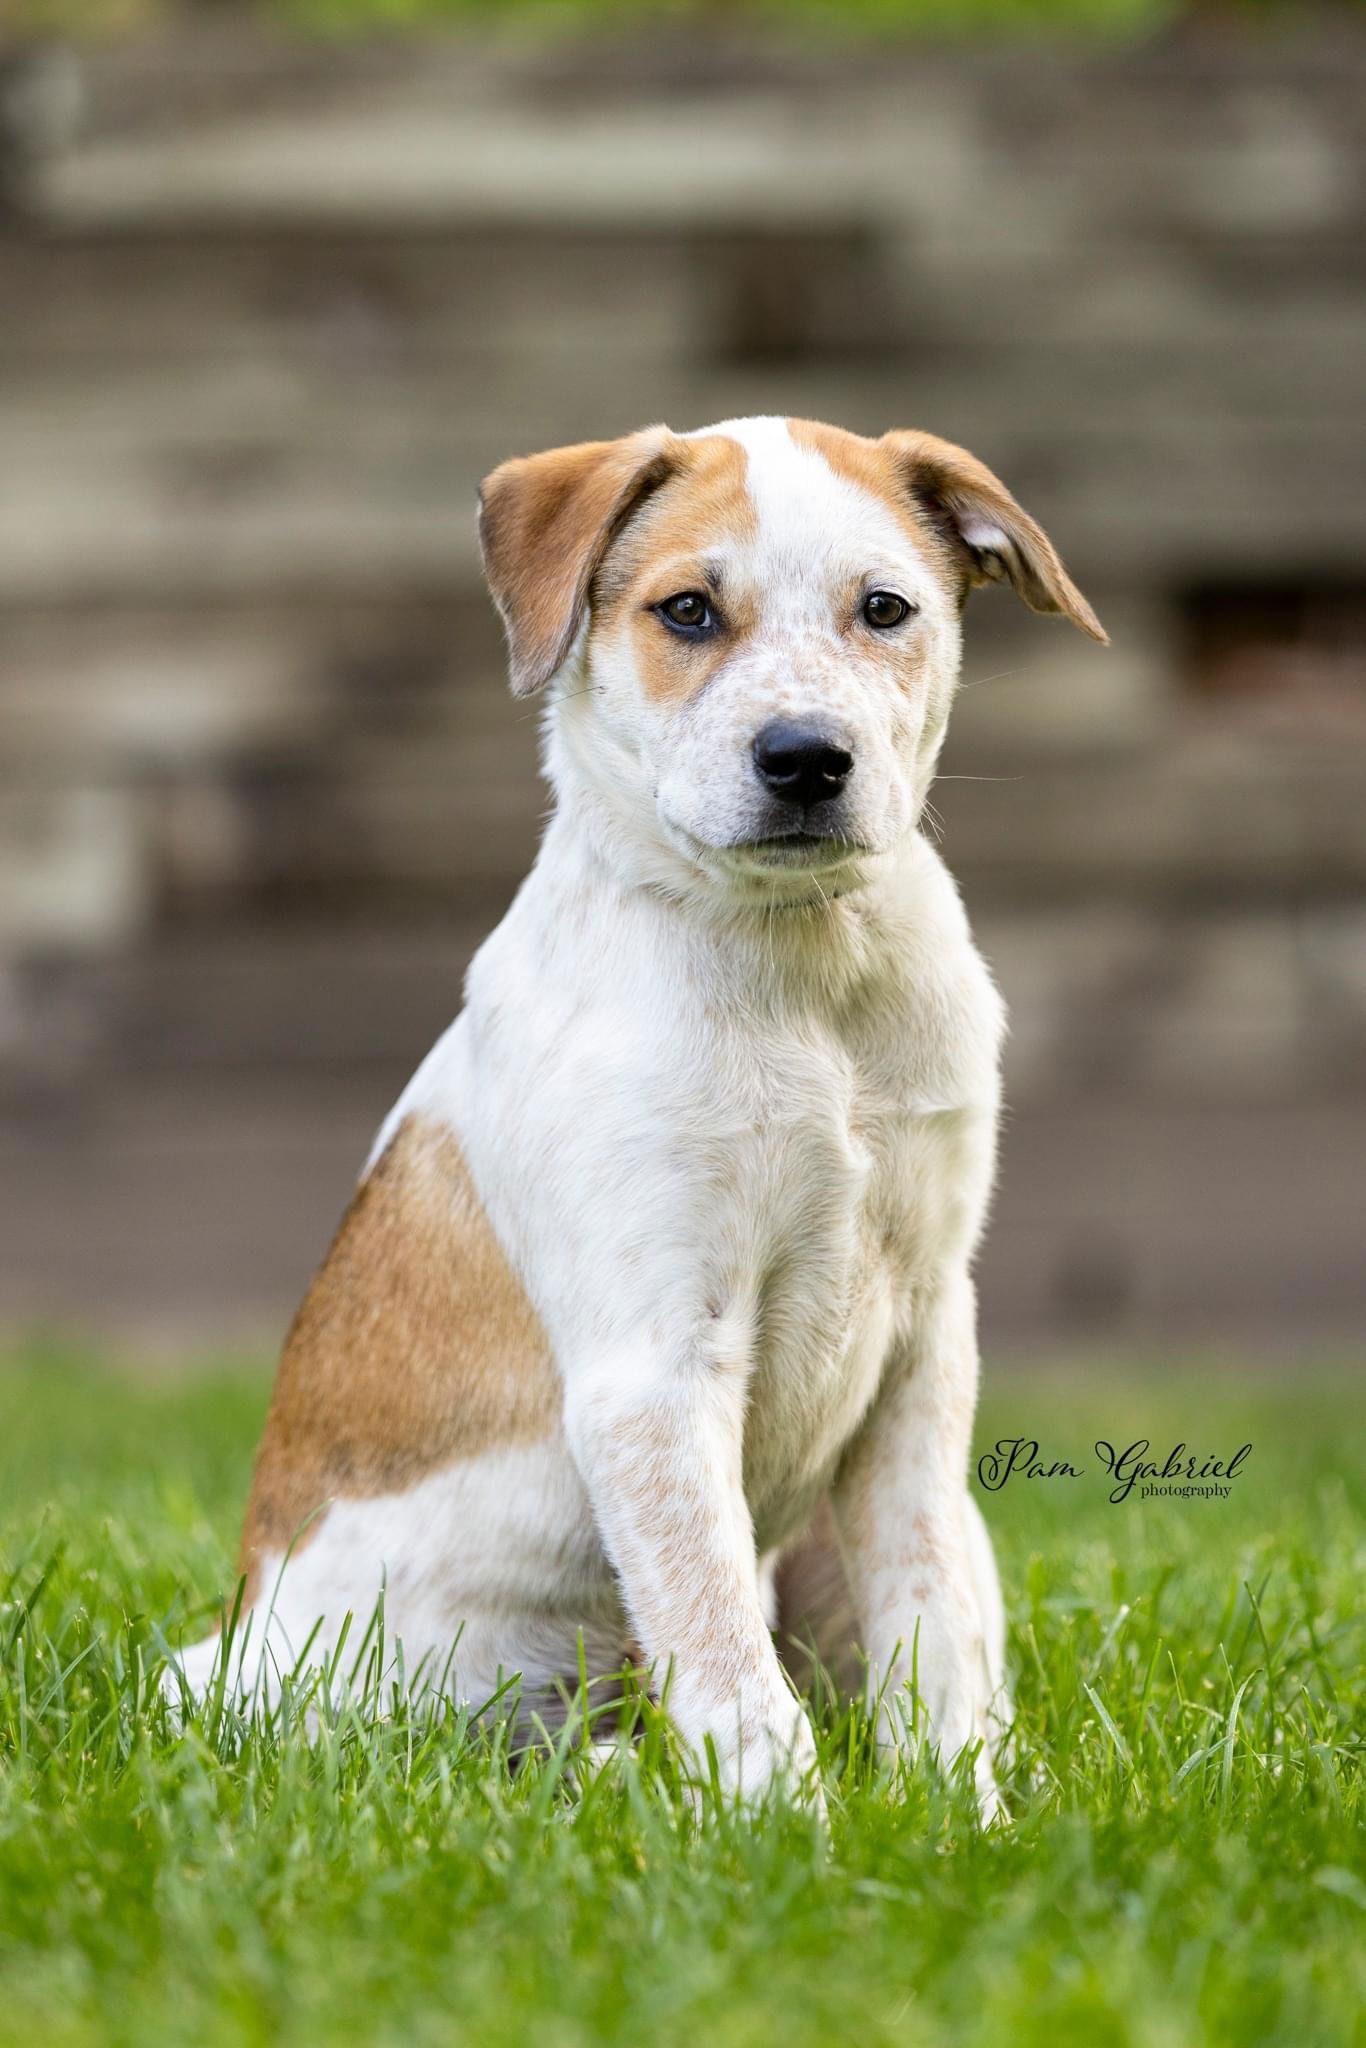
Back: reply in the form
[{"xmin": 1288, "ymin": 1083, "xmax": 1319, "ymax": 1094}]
[
  {"xmin": 727, "ymin": 832, "xmax": 871, "ymax": 869},
  {"xmin": 659, "ymin": 810, "xmax": 878, "ymax": 889}
]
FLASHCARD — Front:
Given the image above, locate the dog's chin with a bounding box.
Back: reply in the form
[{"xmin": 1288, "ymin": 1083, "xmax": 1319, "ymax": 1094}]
[
  {"xmin": 662, "ymin": 815, "xmax": 883, "ymax": 898},
  {"xmin": 724, "ymin": 833, "xmax": 870, "ymax": 873}
]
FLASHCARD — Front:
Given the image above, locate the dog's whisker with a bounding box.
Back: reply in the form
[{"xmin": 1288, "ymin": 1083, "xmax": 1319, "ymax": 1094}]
[{"xmin": 956, "ymin": 667, "xmax": 1029, "ymax": 691}]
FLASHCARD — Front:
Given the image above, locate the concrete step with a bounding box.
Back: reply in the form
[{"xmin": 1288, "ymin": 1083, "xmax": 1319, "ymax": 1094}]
[
  {"xmin": 6, "ymin": 899, "xmax": 1364, "ymax": 1112},
  {"xmin": 3, "ymin": 1067, "xmax": 1361, "ymax": 1353}
]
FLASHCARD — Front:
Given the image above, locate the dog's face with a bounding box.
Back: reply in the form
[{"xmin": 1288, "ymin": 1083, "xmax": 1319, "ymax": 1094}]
[{"xmin": 480, "ymin": 416, "xmax": 1104, "ymax": 896}]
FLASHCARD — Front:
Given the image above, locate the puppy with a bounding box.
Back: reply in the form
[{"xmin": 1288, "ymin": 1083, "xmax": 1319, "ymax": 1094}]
[{"xmin": 174, "ymin": 417, "xmax": 1104, "ymax": 1808}]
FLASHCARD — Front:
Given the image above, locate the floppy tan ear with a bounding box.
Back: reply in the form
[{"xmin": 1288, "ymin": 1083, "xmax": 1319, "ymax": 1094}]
[
  {"xmin": 478, "ymin": 427, "xmax": 678, "ymax": 696},
  {"xmin": 882, "ymin": 430, "xmax": 1108, "ymax": 644}
]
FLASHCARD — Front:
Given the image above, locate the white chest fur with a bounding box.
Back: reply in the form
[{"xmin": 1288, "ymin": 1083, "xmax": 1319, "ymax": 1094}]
[{"xmin": 382, "ymin": 817, "xmax": 1004, "ymax": 1551}]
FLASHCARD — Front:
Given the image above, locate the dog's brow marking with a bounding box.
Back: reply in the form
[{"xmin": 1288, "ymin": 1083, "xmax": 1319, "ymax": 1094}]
[
  {"xmin": 596, "ymin": 433, "xmax": 758, "ymax": 703},
  {"xmin": 237, "ymin": 1113, "xmax": 558, "ymax": 1599},
  {"xmin": 784, "ymin": 417, "xmax": 958, "ymax": 572},
  {"xmin": 709, "ymin": 416, "xmax": 930, "ymax": 588}
]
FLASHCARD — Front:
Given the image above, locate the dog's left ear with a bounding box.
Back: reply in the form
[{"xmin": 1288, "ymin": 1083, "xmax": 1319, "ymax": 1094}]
[
  {"xmin": 479, "ymin": 426, "xmax": 678, "ymax": 696},
  {"xmin": 882, "ymin": 430, "xmax": 1108, "ymax": 644}
]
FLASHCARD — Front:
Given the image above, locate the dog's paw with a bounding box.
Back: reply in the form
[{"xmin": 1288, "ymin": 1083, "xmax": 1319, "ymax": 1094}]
[
  {"xmin": 877, "ymin": 1640, "xmax": 1009, "ymax": 1824},
  {"xmin": 677, "ymin": 1686, "xmax": 824, "ymax": 1814}
]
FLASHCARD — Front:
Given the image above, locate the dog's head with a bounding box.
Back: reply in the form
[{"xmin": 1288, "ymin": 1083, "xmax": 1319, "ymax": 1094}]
[{"xmin": 479, "ymin": 416, "xmax": 1104, "ymax": 898}]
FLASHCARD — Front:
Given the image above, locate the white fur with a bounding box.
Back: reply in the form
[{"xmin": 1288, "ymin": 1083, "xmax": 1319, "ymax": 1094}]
[
  {"xmin": 175, "ymin": 418, "xmax": 1012, "ymax": 1811},
  {"xmin": 560, "ymin": 414, "xmax": 962, "ymax": 908}
]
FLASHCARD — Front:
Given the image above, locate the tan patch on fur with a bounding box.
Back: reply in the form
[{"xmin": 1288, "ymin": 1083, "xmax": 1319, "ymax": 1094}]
[
  {"xmin": 479, "ymin": 427, "xmax": 676, "ymax": 696},
  {"xmin": 592, "ymin": 433, "xmax": 760, "ymax": 703},
  {"xmin": 788, "ymin": 417, "xmax": 938, "ymax": 556},
  {"xmin": 480, "ymin": 418, "xmax": 1101, "ymax": 701},
  {"xmin": 238, "ymin": 1114, "xmax": 558, "ymax": 1594},
  {"xmin": 791, "ymin": 417, "xmax": 1106, "ymax": 642}
]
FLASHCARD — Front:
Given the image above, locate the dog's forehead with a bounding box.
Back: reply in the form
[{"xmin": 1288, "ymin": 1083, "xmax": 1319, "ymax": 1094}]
[{"xmin": 681, "ymin": 415, "xmax": 925, "ymax": 576}]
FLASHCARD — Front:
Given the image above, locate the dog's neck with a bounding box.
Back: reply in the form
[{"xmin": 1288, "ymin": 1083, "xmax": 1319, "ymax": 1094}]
[
  {"xmin": 531, "ymin": 715, "xmax": 948, "ymax": 1018},
  {"xmin": 549, "ymin": 724, "xmax": 872, "ymax": 888}
]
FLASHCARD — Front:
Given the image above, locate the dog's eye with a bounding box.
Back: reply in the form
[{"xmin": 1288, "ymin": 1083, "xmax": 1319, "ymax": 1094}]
[
  {"xmin": 862, "ymin": 590, "xmax": 914, "ymax": 630},
  {"xmin": 657, "ymin": 591, "xmax": 713, "ymax": 634}
]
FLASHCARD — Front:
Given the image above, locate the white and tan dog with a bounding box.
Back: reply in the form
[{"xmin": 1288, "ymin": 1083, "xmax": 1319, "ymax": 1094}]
[{"xmin": 175, "ymin": 416, "xmax": 1104, "ymax": 1809}]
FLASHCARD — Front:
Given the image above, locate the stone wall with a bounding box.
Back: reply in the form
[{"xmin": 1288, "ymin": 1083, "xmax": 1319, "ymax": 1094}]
[{"xmin": 2, "ymin": 25, "xmax": 1364, "ymax": 1346}]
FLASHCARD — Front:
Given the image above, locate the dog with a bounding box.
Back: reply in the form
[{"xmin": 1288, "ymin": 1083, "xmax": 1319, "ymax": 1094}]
[{"xmin": 173, "ymin": 416, "xmax": 1104, "ymax": 1810}]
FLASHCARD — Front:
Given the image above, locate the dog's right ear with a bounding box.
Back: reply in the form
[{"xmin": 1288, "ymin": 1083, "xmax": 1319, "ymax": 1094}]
[
  {"xmin": 882, "ymin": 429, "xmax": 1108, "ymax": 644},
  {"xmin": 478, "ymin": 427, "xmax": 678, "ymax": 697}
]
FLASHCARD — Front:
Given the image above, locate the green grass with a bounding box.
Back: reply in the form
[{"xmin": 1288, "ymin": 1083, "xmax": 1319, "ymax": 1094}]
[{"xmin": 1, "ymin": 1347, "xmax": 1362, "ymax": 2048}]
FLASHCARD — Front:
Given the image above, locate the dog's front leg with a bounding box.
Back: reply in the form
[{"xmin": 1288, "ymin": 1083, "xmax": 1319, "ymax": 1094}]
[
  {"xmin": 832, "ymin": 1269, "xmax": 1006, "ymax": 1818},
  {"xmin": 564, "ymin": 1344, "xmax": 818, "ymax": 1804}
]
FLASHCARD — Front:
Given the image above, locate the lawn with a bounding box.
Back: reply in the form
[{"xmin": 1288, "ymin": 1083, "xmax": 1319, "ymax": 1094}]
[{"xmin": 1, "ymin": 1348, "xmax": 1361, "ymax": 2048}]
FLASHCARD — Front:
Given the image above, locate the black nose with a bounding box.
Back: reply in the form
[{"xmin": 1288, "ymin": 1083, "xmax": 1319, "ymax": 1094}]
[{"xmin": 752, "ymin": 720, "xmax": 854, "ymax": 808}]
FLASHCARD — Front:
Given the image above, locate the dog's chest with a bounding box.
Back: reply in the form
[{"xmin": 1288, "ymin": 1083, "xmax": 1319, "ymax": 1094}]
[{"xmin": 714, "ymin": 1026, "xmax": 971, "ymax": 1546}]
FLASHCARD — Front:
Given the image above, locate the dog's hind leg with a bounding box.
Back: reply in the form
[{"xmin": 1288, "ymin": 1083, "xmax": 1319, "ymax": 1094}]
[
  {"xmin": 773, "ymin": 1499, "xmax": 864, "ymax": 1700},
  {"xmin": 963, "ymin": 1490, "xmax": 1008, "ymax": 1710}
]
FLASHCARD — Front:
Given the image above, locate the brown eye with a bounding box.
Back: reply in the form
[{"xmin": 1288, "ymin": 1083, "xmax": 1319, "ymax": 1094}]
[
  {"xmin": 657, "ymin": 591, "xmax": 713, "ymax": 633},
  {"xmin": 862, "ymin": 590, "xmax": 912, "ymax": 629}
]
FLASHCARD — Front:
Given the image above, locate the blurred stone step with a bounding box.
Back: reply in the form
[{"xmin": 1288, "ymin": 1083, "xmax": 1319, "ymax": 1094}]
[
  {"xmin": 0, "ymin": 227, "xmax": 707, "ymax": 370},
  {"xmin": 26, "ymin": 28, "xmax": 1366, "ymax": 241},
  {"xmin": 0, "ymin": 594, "xmax": 511, "ymax": 773},
  {"xmin": 5, "ymin": 899, "xmax": 1364, "ymax": 1111},
  {"xmin": 1, "ymin": 925, "xmax": 489, "ymax": 1094},
  {"xmin": 3, "ymin": 1074, "xmax": 1362, "ymax": 1352},
  {"xmin": 6, "ymin": 350, "xmax": 1364, "ymax": 604}
]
